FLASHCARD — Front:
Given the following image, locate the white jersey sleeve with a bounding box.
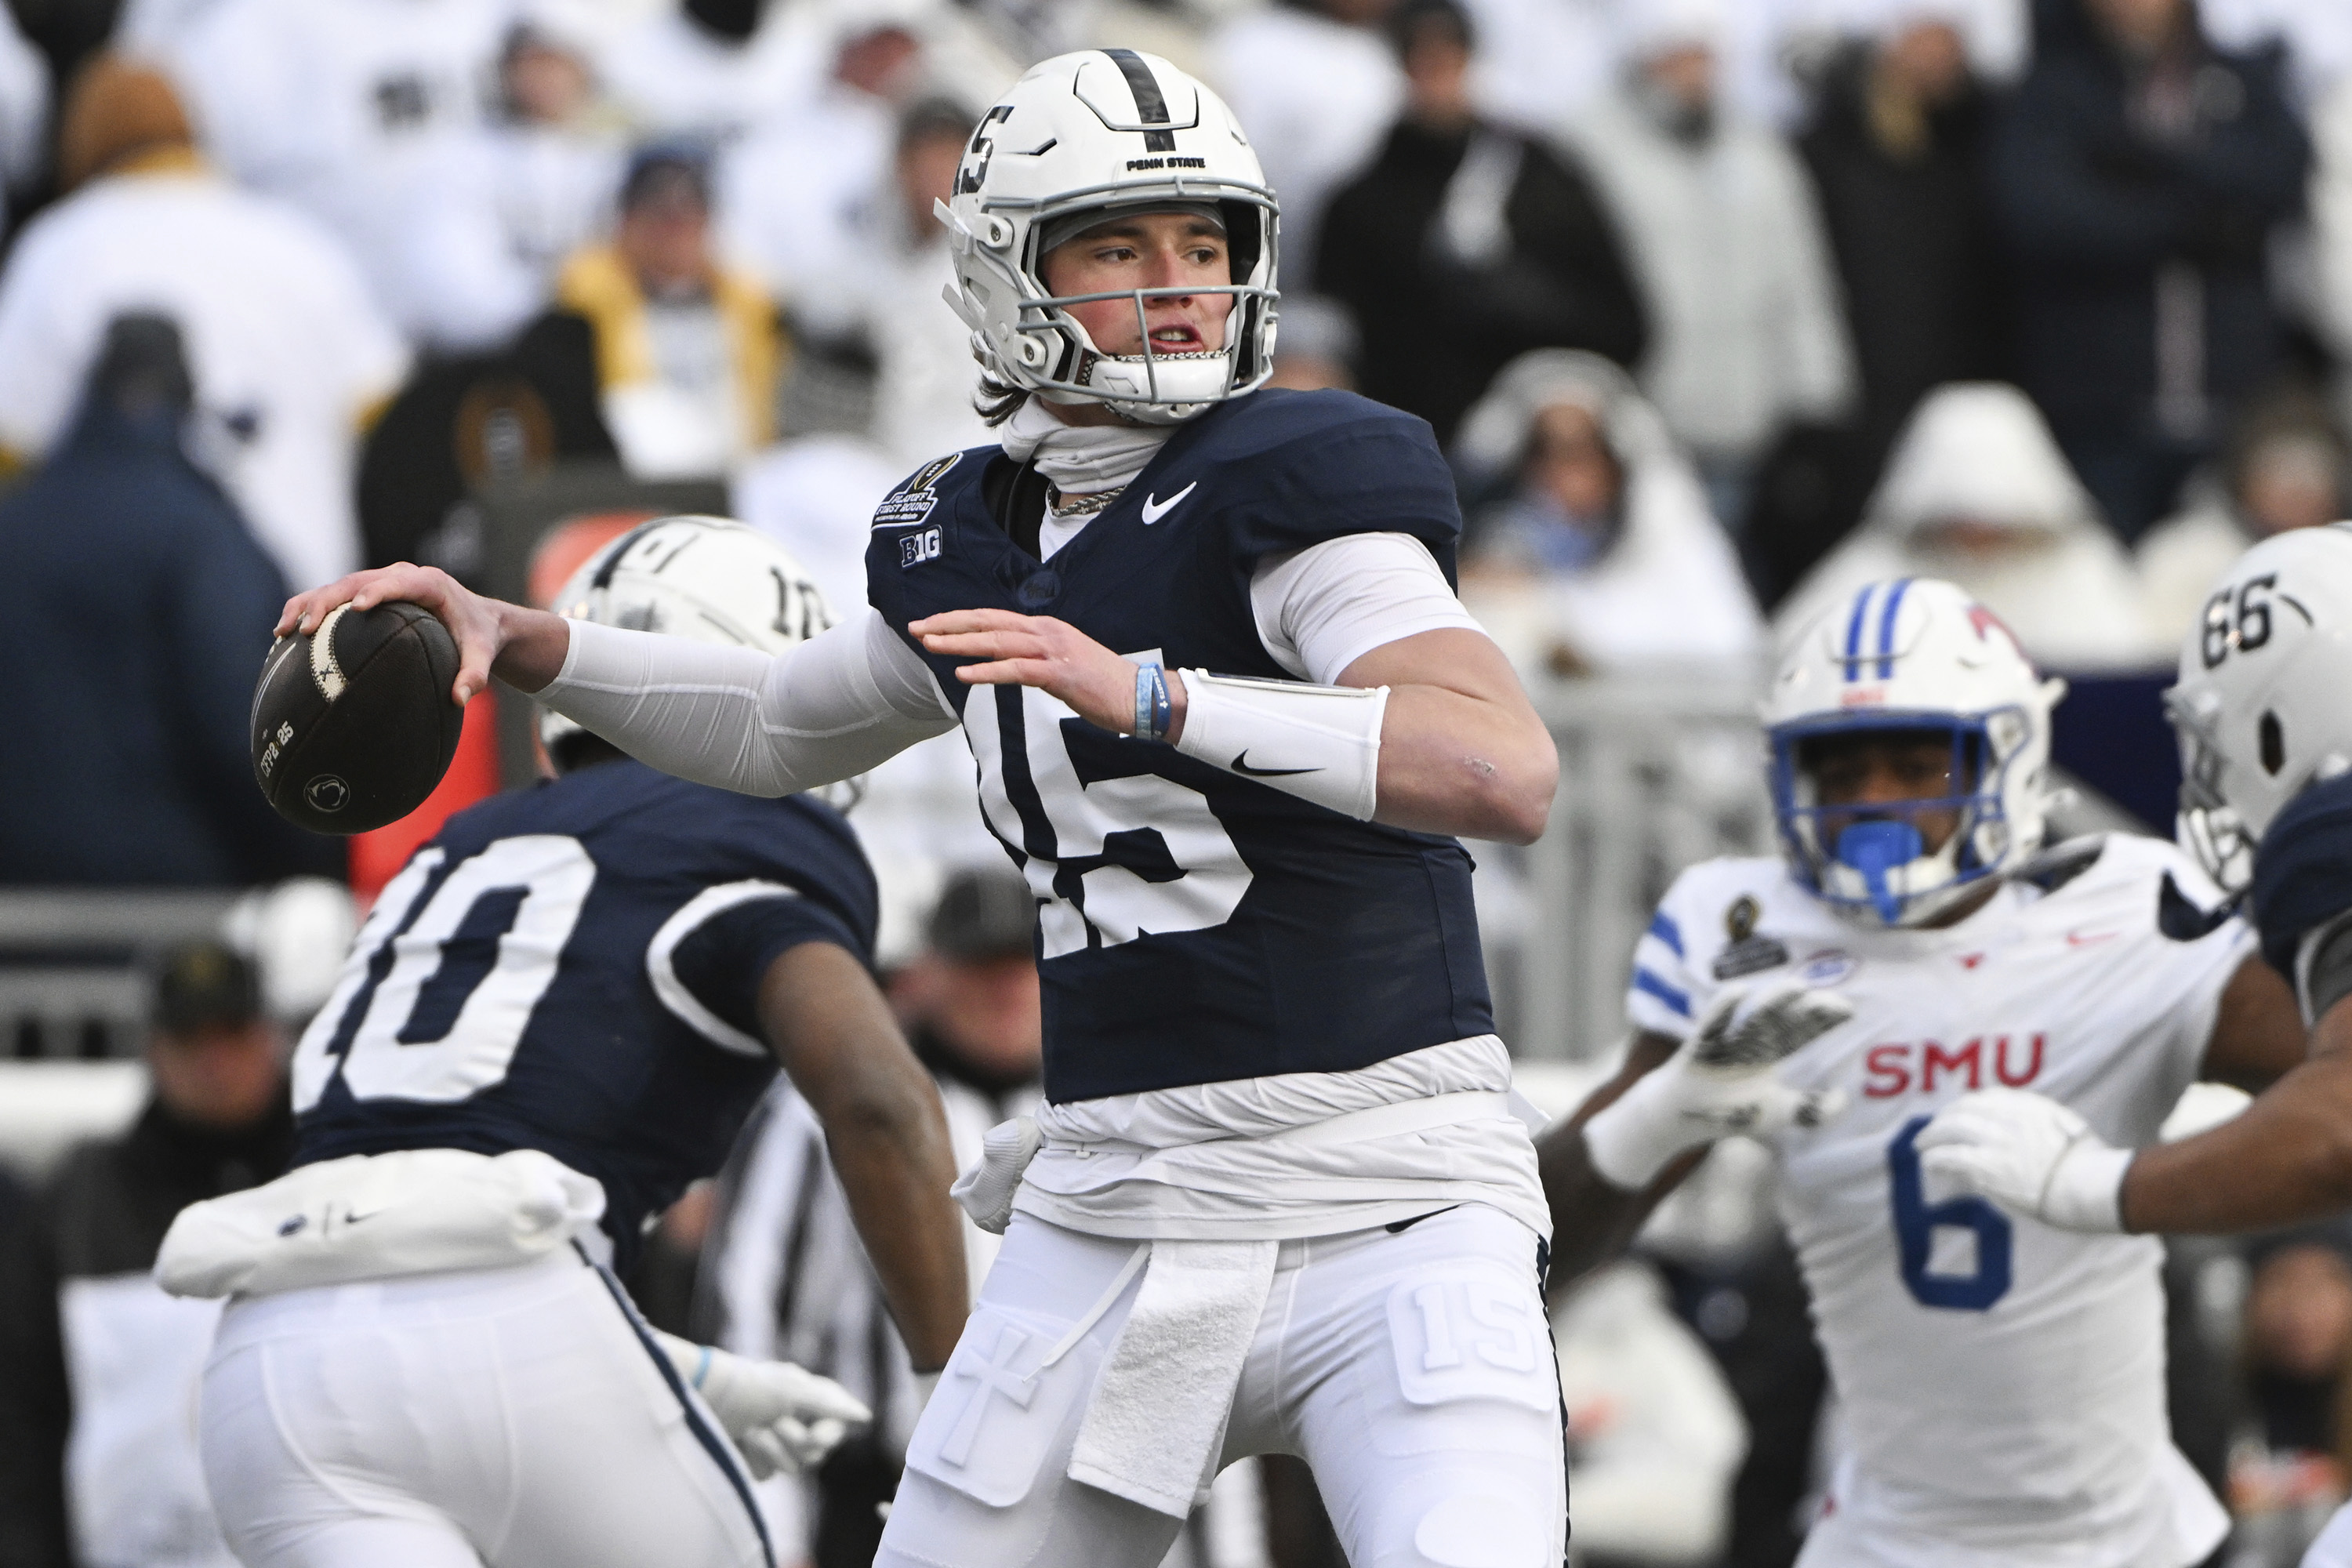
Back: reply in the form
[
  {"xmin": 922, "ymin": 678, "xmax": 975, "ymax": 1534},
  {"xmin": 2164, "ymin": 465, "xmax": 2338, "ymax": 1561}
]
[
  {"xmin": 1623, "ymin": 869, "xmax": 1719, "ymax": 1041},
  {"xmin": 540, "ymin": 609, "xmax": 956, "ymax": 797},
  {"xmin": 1248, "ymin": 532, "xmax": 1483, "ymax": 684}
]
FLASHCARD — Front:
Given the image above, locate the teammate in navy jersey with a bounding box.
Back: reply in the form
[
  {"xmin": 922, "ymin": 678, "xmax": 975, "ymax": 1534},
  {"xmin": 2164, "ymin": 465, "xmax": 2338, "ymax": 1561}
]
[
  {"xmin": 180, "ymin": 520, "xmax": 966, "ymax": 1568},
  {"xmin": 281, "ymin": 49, "xmax": 1571, "ymax": 1568}
]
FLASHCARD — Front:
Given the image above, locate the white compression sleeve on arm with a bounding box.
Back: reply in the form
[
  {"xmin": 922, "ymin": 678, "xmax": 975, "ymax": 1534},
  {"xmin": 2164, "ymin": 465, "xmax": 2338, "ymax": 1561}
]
[
  {"xmin": 1174, "ymin": 671, "xmax": 1385, "ymax": 819},
  {"xmin": 539, "ymin": 611, "xmax": 956, "ymax": 796}
]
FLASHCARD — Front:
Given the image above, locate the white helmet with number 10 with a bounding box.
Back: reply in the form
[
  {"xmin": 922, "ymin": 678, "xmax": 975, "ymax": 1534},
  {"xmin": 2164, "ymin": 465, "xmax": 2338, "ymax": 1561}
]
[
  {"xmin": 539, "ymin": 516, "xmax": 840, "ymax": 789},
  {"xmin": 937, "ymin": 49, "xmax": 1278, "ymax": 424},
  {"xmin": 1766, "ymin": 577, "xmax": 2068, "ymax": 928},
  {"xmin": 2165, "ymin": 522, "xmax": 2352, "ymax": 894}
]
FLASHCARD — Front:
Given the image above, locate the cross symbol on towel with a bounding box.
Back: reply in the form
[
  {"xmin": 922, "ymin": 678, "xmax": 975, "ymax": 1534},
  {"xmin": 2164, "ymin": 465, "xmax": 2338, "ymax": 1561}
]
[{"xmin": 938, "ymin": 1323, "xmax": 1037, "ymax": 1466}]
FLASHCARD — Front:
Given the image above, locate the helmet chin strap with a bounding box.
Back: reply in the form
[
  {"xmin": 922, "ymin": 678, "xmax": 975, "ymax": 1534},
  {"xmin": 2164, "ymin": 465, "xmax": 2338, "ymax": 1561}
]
[{"xmin": 1837, "ymin": 820, "xmax": 1925, "ymax": 927}]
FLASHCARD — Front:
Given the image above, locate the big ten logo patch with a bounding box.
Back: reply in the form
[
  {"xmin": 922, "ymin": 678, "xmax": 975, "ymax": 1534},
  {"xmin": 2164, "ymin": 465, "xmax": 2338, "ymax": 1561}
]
[
  {"xmin": 1385, "ymin": 1272, "xmax": 1555, "ymax": 1414},
  {"xmin": 899, "ymin": 527, "xmax": 943, "ymax": 568},
  {"xmin": 1864, "ymin": 1035, "xmax": 2045, "ymax": 1098}
]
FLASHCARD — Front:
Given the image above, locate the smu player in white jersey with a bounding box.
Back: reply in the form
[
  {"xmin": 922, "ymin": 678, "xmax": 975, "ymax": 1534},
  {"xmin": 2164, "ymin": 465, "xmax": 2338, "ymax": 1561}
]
[
  {"xmin": 1536, "ymin": 577, "xmax": 2307, "ymax": 1568},
  {"xmin": 278, "ymin": 49, "xmax": 1589, "ymax": 1568},
  {"xmin": 1907, "ymin": 525, "xmax": 2352, "ymax": 1566}
]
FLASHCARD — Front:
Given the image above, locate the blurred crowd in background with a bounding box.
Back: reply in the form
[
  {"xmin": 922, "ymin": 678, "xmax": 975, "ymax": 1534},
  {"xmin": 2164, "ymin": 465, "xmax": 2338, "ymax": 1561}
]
[{"xmin": 4, "ymin": 0, "xmax": 2352, "ymax": 1563}]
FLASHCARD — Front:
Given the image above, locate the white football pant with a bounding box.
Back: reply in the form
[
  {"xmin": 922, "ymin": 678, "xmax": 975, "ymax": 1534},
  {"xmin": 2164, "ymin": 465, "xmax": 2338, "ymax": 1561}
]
[
  {"xmin": 199, "ymin": 1249, "xmax": 768, "ymax": 1568},
  {"xmin": 877, "ymin": 1203, "xmax": 1566, "ymax": 1568}
]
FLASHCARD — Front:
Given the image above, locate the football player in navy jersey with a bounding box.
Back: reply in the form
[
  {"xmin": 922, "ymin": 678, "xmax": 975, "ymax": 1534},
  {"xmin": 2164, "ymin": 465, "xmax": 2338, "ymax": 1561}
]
[
  {"xmin": 183, "ymin": 520, "xmax": 967, "ymax": 1568},
  {"xmin": 281, "ymin": 49, "xmax": 1579, "ymax": 1568}
]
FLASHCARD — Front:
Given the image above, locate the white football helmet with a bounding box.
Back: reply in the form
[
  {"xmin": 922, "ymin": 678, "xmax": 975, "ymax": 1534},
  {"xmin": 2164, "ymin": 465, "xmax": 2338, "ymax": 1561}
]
[
  {"xmin": 540, "ymin": 517, "xmax": 848, "ymax": 798},
  {"xmin": 2164, "ymin": 521, "xmax": 2352, "ymax": 894},
  {"xmin": 936, "ymin": 49, "xmax": 1278, "ymax": 424},
  {"xmin": 1766, "ymin": 578, "xmax": 2067, "ymax": 927}
]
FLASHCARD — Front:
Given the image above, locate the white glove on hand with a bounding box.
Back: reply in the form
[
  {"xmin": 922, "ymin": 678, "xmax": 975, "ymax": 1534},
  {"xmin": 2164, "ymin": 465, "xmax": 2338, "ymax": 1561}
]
[
  {"xmin": 1583, "ymin": 980, "xmax": 1856, "ymax": 1189},
  {"xmin": 1915, "ymin": 1087, "xmax": 2132, "ymax": 1233},
  {"xmin": 949, "ymin": 1115, "xmax": 1041, "ymax": 1235},
  {"xmin": 653, "ymin": 1331, "xmax": 872, "ymax": 1479}
]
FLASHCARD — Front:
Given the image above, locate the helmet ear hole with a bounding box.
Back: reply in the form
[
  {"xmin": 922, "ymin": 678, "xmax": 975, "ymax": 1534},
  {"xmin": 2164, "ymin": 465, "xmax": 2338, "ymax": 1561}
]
[{"xmin": 2261, "ymin": 711, "xmax": 2285, "ymax": 775}]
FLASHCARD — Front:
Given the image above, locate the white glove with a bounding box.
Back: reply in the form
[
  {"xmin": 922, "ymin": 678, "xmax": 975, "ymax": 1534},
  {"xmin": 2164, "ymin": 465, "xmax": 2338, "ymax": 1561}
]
[
  {"xmin": 653, "ymin": 1331, "xmax": 872, "ymax": 1479},
  {"xmin": 949, "ymin": 1115, "xmax": 1041, "ymax": 1235},
  {"xmin": 1583, "ymin": 979, "xmax": 1855, "ymax": 1189},
  {"xmin": 1915, "ymin": 1087, "xmax": 2133, "ymax": 1233}
]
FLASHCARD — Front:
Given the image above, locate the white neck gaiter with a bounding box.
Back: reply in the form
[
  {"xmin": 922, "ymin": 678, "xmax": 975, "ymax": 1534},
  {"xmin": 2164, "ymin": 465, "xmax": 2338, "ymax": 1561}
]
[{"xmin": 1001, "ymin": 396, "xmax": 1171, "ymax": 499}]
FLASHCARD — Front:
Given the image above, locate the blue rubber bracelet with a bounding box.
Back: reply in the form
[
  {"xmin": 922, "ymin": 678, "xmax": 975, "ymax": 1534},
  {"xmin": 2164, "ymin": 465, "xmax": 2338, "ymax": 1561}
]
[
  {"xmin": 1134, "ymin": 662, "xmax": 1170, "ymax": 741},
  {"xmin": 692, "ymin": 1345, "xmax": 713, "ymax": 1389}
]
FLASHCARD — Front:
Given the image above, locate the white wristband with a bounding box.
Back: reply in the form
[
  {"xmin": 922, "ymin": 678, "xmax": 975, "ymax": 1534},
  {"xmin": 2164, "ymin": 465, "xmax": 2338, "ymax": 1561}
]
[
  {"xmin": 2042, "ymin": 1142, "xmax": 2132, "ymax": 1232},
  {"xmin": 1173, "ymin": 669, "xmax": 1385, "ymax": 820},
  {"xmin": 1581, "ymin": 1071, "xmax": 1687, "ymax": 1191}
]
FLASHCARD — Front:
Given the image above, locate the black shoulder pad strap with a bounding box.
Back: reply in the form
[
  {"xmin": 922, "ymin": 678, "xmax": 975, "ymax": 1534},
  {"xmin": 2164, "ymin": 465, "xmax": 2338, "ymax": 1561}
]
[
  {"xmin": 2011, "ymin": 837, "xmax": 2104, "ymax": 894},
  {"xmin": 981, "ymin": 455, "xmax": 1051, "ymax": 560},
  {"xmin": 2159, "ymin": 871, "xmax": 2236, "ymax": 942}
]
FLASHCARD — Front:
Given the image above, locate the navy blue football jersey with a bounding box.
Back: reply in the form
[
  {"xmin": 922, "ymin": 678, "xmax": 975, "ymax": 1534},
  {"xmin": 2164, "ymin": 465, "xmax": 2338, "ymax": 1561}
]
[
  {"xmin": 865, "ymin": 388, "xmax": 1493, "ymax": 1103},
  {"xmin": 290, "ymin": 759, "xmax": 877, "ymax": 1267},
  {"xmin": 2252, "ymin": 773, "xmax": 2352, "ymax": 975}
]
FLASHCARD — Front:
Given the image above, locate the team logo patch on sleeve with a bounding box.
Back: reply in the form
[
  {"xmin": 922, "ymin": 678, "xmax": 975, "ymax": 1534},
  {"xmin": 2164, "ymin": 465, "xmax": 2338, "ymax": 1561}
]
[
  {"xmin": 873, "ymin": 454, "xmax": 963, "ymax": 528},
  {"xmin": 1712, "ymin": 895, "xmax": 1791, "ymax": 980}
]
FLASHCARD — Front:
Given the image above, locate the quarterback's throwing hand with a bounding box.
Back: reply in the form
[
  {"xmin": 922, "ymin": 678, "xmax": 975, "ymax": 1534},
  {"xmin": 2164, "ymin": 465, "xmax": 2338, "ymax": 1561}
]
[
  {"xmin": 913, "ymin": 609, "xmax": 1174, "ymax": 739},
  {"xmin": 278, "ymin": 564, "xmax": 508, "ymax": 708},
  {"xmin": 1583, "ymin": 980, "xmax": 1855, "ymax": 1189},
  {"xmin": 1915, "ymin": 1087, "xmax": 2132, "ymax": 1233}
]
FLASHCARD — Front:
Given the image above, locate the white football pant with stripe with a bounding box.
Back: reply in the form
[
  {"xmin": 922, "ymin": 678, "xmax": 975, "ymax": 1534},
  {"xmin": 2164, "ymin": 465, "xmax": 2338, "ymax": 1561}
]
[{"xmin": 198, "ymin": 1250, "xmax": 770, "ymax": 1568}]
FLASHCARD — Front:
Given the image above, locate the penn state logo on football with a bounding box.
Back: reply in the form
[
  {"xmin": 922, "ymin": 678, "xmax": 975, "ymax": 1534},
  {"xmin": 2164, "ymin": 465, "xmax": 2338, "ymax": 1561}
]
[{"xmin": 304, "ymin": 775, "xmax": 351, "ymax": 814}]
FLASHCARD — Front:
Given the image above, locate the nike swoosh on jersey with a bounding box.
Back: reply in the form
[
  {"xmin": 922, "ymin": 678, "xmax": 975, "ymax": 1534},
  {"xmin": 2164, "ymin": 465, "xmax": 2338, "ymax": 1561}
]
[
  {"xmin": 1140, "ymin": 481, "xmax": 1198, "ymax": 524},
  {"xmin": 1231, "ymin": 751, "xmax": 1319, "ymax": 777}
]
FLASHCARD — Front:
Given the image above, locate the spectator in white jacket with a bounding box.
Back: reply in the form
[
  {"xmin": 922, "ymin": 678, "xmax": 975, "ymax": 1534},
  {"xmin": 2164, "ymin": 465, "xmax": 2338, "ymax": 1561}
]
[
  {"xmin": 1558, "ymin": 0, "xmax": 1857, "ymax": 530},
  {"xmin": 1209, "ymin": 0, "xmax": 1403, "ymax": 284},
  {"xmin": 166, "ymin": 0, "xmax": 521, "ymax": 351},
  {"xmin": 1454, "ymin": 349, "xmax": 1766, "ymax": 678},
  {"xmin": 0, "ymin": 56, "xmax": 407, "ymax": 592},
  {"xmin": 1777, "ymin": 382, "xmax": 2168, "ymax": 673},
  {"xmin": 2136, "ymin": 388, "xmax": 2350, "ymax": 646},
  {"xmin": 1553, "ymin": 1258, "xmax": 1750, "ymax": 1567}
]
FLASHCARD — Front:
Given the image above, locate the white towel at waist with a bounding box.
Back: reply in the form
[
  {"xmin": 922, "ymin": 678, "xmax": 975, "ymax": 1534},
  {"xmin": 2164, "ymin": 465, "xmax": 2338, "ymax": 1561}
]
[
  {"xmin": 1069, "ymin": 1237, "xmax": 1279, "ymax": 1517},
  {"xmin": 1013, "ymin": 1036, "xmax": 1551, "ymax": 1243}
]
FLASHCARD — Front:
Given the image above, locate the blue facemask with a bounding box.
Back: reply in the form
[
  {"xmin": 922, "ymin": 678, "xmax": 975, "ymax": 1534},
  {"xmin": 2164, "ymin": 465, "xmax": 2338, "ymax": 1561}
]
[{"xmin": 1836, "ymin": 819, "xmax": 1924, "ymax": 927}]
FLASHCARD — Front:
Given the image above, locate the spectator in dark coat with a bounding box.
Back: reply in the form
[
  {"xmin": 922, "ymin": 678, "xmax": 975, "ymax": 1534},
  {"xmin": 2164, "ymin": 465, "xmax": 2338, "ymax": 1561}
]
[
  {"xmin": 1800, "ymin": 14, "xmax": 2007, "ymax": 458},
  {"xmin": 1748, "ymin": 14, "xmax": 2013, "ymax": 612},
  {"xmin": 1991, "ymin": 0, "xmax": 2311, "ymax": 543},
  {"xmin": 0, "ymin": 943, "xmax": 295, "ymax": 1568},
  {"xmin": 1316, "ymin": 0, "xmax": 1647, "ymax": 447},
  {"xmin": 0, "ymin": 314, "xmax": 329, "ymax": 887}
]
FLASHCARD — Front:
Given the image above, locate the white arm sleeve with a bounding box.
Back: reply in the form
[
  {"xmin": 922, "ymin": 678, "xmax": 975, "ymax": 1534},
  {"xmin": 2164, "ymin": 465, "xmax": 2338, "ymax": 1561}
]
[
  {"xmin": 539, "ymin": 610, "xmax": 956, "ymax": 797},
  {"xmin": 1249, "ymin": 533, "xmax": 1485, "ymax": 683}
]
